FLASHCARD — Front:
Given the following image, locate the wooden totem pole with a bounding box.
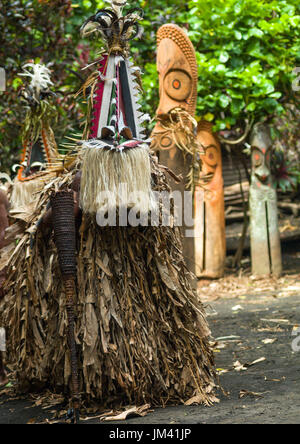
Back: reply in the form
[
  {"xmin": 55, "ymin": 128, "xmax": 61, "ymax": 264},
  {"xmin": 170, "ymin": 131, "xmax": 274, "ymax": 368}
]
[
  {"xmin": 151, "ymin": 24, "xmax": 200, "ymax": 274},
  {"xmin": 151, "ymin": 24, "xmax": 226, "ymax": 278},
  {"xmin": 194, "ymin": 121, "xmax": 226, "ymax": 278},
  {"xmin": 249, "ymin": 123, "xmax": 282, "ymax": 276}
]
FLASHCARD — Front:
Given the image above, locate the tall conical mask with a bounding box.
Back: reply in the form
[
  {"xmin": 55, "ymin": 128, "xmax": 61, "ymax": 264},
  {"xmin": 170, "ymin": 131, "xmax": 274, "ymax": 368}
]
[
  {"xmin": 78, "ymin": 0, "xmax": 153, "ymax": 215},
  {"xmin": 11, "ymin": 63, "xmax": 60, "ymax": 209}
]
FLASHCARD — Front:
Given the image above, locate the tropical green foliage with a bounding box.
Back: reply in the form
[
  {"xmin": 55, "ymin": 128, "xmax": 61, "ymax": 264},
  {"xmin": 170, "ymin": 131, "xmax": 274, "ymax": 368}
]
[
  {"xmin": 0, "ymin": 0, "xmax": 81, "ymax": 171},
  {"xmin": 0, "ymin": 0, "xmax": 299, "ymax": 180},
  {"xmin": 129, "ymin": 0, "xmax": 300, "ymax": 132},
  {"xmin": 273, "ymin": 104, "xmax": 300, "ymax": 191},
  {"xmin": 184, "ymin": 0, "xmax": 300, "ymax": 131}
]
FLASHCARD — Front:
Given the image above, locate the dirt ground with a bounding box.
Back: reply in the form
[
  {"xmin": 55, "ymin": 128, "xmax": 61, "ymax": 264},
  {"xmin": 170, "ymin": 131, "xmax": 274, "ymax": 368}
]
[{"xmin": 0, "ymin": 247, "xmax": 299, "ymax": 425}]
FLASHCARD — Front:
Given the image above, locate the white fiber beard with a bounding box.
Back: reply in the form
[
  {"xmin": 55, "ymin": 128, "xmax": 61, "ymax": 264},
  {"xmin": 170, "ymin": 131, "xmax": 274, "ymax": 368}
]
[{"xmin": 79, "ymin": 143, "xmax": 154, "ymax": 215}]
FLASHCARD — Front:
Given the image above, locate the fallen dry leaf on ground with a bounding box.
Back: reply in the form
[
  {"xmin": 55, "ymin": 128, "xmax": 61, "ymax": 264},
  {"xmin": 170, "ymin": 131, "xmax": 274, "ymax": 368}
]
[
  {"xmin": 184, "ymin": 393, "xmax": 220, "ymax": 405},
  {"xmin": 80, "ymin": 413, "xmax": 107, "ymax": 421},
  {"xmin": 248, "ymin": 357, "xmax": 266, "ymax": 366},
  {"xmin": 198, "ymin": 269, "xmax": 299, "ymax": 302},
  {"xmin": 261, "ymin": 318, "xmax": 290, "ymax": 324},
  {"xmin": 232, "ymin": 305, "xmax": 244, "ymax": 311},
  {"xmin": 262, "ymin": 338, "xmax": 277, "ymax": 344},
  {"xmin": 280, "ymin": 223, "xmax": 297, "ymax": 233},
  {"xmin": 234, "ymin": 357, "xmax": 266, "ymax": 371},
  {"xmin": 215, "ymin": 335, "xmax": 241, "ymax": 341},
  {"xmin": 264, "ymin": 376, "xmax": 286, "ymax": 382},
  {"xmin": 210, "ymin": 341, "xmax": 227, "ymax": 350},
  {"xmin": 99, "ymin": 404, "xmax": 152, "ymax": 421},
  {"xmin": 239, "ymin": 390, "xmax": 264, "ymax": 399},
  {"xmin": 233, "ymin": 361, "xmax": 248, "ymax": 371},
  {"xmin": 216, "ymin": 368, "xmax": 229, "ymax": 375}
]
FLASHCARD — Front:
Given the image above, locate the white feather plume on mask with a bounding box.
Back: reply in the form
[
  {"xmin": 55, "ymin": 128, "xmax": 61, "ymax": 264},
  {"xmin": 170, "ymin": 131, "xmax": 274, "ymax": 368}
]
[
  {"xmin": 19, "ymin": 63, "xmax": 53, "ymax": 99},
  {"xmin": 106, "ymin": 0, "xmax": 127, "ymax": 17}
]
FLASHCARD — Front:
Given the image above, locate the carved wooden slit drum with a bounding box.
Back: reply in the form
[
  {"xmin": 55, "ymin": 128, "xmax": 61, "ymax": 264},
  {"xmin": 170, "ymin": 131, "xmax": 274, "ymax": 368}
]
[
  {"xmin": 195, "ymin": 121, "xmax": 226, "ymax": 278},
  {"xmin": 152, "ymin": 24, "xmax": 226, "ymax": 278},
  {"xmin": 249, "ymin": 123, "xmax": 282, "ymax": 277}
]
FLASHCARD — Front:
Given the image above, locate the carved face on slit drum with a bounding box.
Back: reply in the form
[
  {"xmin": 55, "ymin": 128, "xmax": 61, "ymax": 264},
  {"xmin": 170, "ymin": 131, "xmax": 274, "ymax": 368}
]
[
  {"xmin": 197, "ymin": 122, "xmax": 223, "ymax": 187},
  {"xmin": 249, "ymin": 123, "xmax": 282, "ymax": 277},
  {"xmin": 194, "ymin": 121, "xmax": 226, "ymax": 279},
  {"xmin": 250, "ymin": 123, "xmax": 273, "ymax": 189},
  {"xmin": 155, "ymin": 24, "xmax": 198, "ymax": 116}
]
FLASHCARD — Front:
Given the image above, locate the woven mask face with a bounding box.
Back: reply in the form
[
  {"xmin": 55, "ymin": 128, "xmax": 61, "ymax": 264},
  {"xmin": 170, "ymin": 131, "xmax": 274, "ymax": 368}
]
[
  {"xmin": 81, "ymin": 7, "xmax": 148, "ymax": 147},
  {"xmin": 156, "ymin": 24, "xmax": 198, "ymax": 117},
  {"xmin": 88, "ymin": 55, "xmax": 148, "ymax": 144}
]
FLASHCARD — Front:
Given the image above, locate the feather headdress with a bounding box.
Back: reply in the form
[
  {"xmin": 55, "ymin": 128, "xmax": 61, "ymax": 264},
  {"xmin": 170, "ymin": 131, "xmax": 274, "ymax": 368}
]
[
  {"xmin": 11, "ymin": 63, "xmax": 61, "ymax": 210},
  {"xmin": 80, "ymin": 0, "xmax": 143, "ymax": 55},
  {"xmin": 19, "ymin": 63, "xmax": 54, "ymax": 102}
]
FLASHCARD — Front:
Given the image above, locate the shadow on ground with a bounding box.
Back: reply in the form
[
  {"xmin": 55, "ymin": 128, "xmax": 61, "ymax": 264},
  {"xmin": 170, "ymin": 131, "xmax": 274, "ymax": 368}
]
[{"xmin": 1, "ymin": 250, "xmax": 300, "ymax": 424}]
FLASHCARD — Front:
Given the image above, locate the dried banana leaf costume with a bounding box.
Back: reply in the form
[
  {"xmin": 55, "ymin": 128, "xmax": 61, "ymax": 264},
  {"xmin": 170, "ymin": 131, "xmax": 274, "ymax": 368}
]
[
  {"xmin": 0, "ymin": 1, "xmax": 216, "ymax": 413},
  {"xmin": 0, "ymin": 64, "xmax": 61, "ymax": 386}
]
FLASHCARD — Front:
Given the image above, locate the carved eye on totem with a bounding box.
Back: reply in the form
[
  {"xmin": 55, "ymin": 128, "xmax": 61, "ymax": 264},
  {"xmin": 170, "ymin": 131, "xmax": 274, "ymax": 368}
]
[
  {"xmin": 160, "ymin": 135, "xmax": 173, "ymax": 149},
  {"xmin": 204, "ymin": 145, "xmax": 219, "ymax": 167},
  {"xmin": 252, "ymin": 148, "xmax": 263, "ymax": 167},
  {"xmin": 265, "ymin": 148, "xmax": 271, "ymax": 165},
  {"xmin": 163, "ymin": 69, "xmax": 192, "ymax": 102}
]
